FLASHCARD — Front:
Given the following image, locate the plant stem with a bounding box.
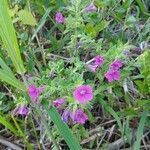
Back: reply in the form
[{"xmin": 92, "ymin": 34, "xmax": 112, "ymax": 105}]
[{"xmin": 35, "ymin": 34, "xmax": 46, "ymax": 66}]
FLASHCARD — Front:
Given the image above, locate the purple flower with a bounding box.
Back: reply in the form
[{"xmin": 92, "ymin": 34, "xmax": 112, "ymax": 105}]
[
  {"xmin": 86, "ymin": 55, "xmax": 104, "ymax": 72},
  {"xmin": 110, "ymin": 60, "xmax": 123, "ymax": 70},
  {"xmin": 53, "ymin": 98, "xmax": 65, "ymax": 108},
  {"xmin": 13, "ymin": 105, "xmax": 29, "ymax": 116},
  {"xmin": 18, "ymin": 105, "xmax": 28, "ymax": 116},
  {"xmin": 93, "ymin": 55, "xmax": 104, "ymax": 67},
  {"xmin": 73, "ymin": 109, "xmax": 88, "ymax": 124},
  {"xmin": 55, "ymin": 12, "xmax": 65, "ymax": 24},
  {"xmin": 73, "ymin": 85, "xmax": 93, "ymax": 104},
  {"xmin": 85, "ymin": 3, "xmax": 97, "ymax": 12},
  {"xmin": 28, "ymin": 84, "xmax": 44, "ymax": 102},
  {"xmin": 105, "ymin": 69, "xmax": 120, "ymax": 82}
]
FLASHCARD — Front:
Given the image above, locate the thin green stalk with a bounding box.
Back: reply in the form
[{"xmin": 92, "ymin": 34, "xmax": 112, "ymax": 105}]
[
  {"xmin": 35, "ymin": 34, "xmax": 46, "ymax": 66},
  {"xmin": 11, "ymin": 115, "xmax": 33, "ymax": 150},
  {"xmin": 30, "ymin": 114, "xmax": 42, "ymax": 150}
]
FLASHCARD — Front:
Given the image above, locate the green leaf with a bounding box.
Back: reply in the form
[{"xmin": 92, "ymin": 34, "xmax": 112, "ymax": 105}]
[
  {"xmin": 0, "ymin": 0, "xmax": 25, "ymax": 74},
  {"xmin": 18, "ymin": 10, "xmax": 37, "ymax": 26},
  {"xmin": 31, "ymin": 7, "xmax": 52, "ymax": 41},
  {"xmin": 123, "ymin": 0, "xmax": 134, "ymax": 9},
  {"xmin": 133, "ymin": 110, "xmax": 148, "ymax": 150},
  {"xmin": 95, "ymin": 20, "xmax": 110, "ymax": 33},
  {"xmin": 85, "ymin": 23, "xmax": 97, "ymax": 37},
  {"xmin": 42, "ymin": 100, "xmax": 82, "ymax": 150},
  {"xmin": 8, "ymin": 5, "xmax": 19, "ymax": 17}
]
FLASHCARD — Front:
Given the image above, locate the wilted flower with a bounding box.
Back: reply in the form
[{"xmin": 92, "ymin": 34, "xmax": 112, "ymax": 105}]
[
  {"xmin": 53, "ymin": 98, "xmax": 65, "ymax": 108},
  {"xmin": 28, "ymin": 84, "xmax": 44, "ymax": 102},
  {"xmin": 73, "ymin": 109, "xmax": 88, "ymax": 124},
  {"xmin": 110, "ymin": 60, "xmax": 123, "ymax": 70},
  {"xmin": 134, "ymin": 47, "xmax": 142, "ymax": 54},
  {"xmin": 18, "ymin": 105, "xmax": 28, "ymax": 116},
  {"xmin": 25, "ymin": 74, "xmax": 31, "ymax": 81},
  {"xmin": 105, "ymin": 69, "xmax": 120, "ymax": 82},
  {"xmin": 87, "ymin": 64, "xmax": 98, "ymax": 72},
  {"xmin": 85, "ymin": 3, "xmax": 97, "ymax": 12},
  {"xmin": 73, "ymin": 85, "xmax": 93, "ymax": 104},
  {"xmin": 123, "ymin": 50, "xmax": 130, "ymax": 56},
  {"xmin": 62, "ymin": 110, "xmax": 72, "ymax": 123},
  {"xmin": 49, "ymin": 70, "xmax": 55, "ymax": 78},
  {"xmin": 55, "ymin": 12, "xmax": 65, "ymax": 24},
  {"xmin": 13, "ymin": 105, "xmax": 29, "ymax": 116}
]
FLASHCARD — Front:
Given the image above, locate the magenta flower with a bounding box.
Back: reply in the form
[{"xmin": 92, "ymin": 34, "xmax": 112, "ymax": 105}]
[
  {"xmin": 73, "ymin": 109, "xmax": 88, "ymax": 124},
  {"xmin": 53, "ymin": 98, "xmax": 65, "ymax": 108},
  {"xmin": 87, "ymin": 55, "xmax": 104, "ymax": 72},
  {"xmin": 105, "ymin": 69, "xmax": 120, "ymax": 82},
  {"xmin": 93, "ymin": 55, "xmax": 104, "ymax": 66},
  {"xmin": 73, "ymin": 85, "xmax": 93, "ymax": 104},
  {"xmin": 110, "ymin": 60, "xmax": 123, "ymax": 70},
  {"xmin": 28, "ymin": 84, "xmax": 44, "ymax": 102},
  {"xmin": 55, "ymin": 12, "xmax": 65, "ymax": 24},
  {"xmin": 85, "ymin": 3, "xmax": 97, "ymax": 12}
]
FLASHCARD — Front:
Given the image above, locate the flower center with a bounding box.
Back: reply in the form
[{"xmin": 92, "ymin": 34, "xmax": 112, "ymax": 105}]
[{"xmin": 80, "ymin": 90, "xmax": 86, "ymax": 95}]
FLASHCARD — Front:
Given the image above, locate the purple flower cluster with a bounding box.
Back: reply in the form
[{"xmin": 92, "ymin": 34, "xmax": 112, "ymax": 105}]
[
  {"xmin": 62, "ymin": 109, "xmax": 88, "ymax": 124},
  {"xmin": 105, "ymin": 59, "xmax": 123, "ymax": 82},
  {"xmin": 52, "ymin": 85, "xmax": 93, "ymax": 124}
]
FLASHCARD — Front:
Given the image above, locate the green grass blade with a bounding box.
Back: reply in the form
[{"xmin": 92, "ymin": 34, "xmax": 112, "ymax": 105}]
[
  {"xmin": 0, "ymin": 0, "xmax": 25, "ymax": 74},
  {"xmin": 0, "ymin": 57, "xmax": 26, "ymax": 91},
  {"xmin": 31, "ymin": 7, "xmax": 52, "ymax": 41},
  {"xmin": 133, "ymin": 110, "xmax": 148, "ymax": 150},
  {"xmin": 0, "ymin": 114, "xmax": 19, "ymax": 136},
  {"xmin": 0, "ymin": 57, "xmax": 16, "ymax": 77},
  {"xmin": 0, "ymin": 70, "xmax": 26, "ymax": 91},
  {"xmin": 42, "ymin": 101, "xmax": 82, "ymax": 150}
]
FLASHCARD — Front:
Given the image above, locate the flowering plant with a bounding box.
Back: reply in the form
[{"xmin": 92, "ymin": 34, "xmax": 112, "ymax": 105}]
[{"xmin": 0, "ymin": 0, "xmax": 149, "ymax": 149}]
